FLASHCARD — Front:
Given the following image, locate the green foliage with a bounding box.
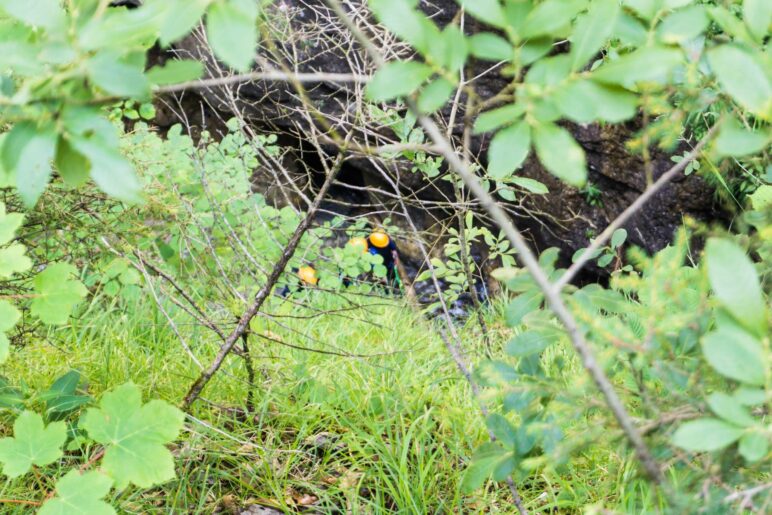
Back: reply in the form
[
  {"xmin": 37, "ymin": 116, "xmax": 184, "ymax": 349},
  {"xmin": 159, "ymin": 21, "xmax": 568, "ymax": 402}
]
[
  {"xmin": 0, "ymin": 410, "xmax": 66, "ymax": 478},
  {"xmin": 31, "ymin": 264, "xmax": 88, "ymax": 325},
  {"xmin": 39, "ymin": 471, "xmax": 116, "ymax": 515}
]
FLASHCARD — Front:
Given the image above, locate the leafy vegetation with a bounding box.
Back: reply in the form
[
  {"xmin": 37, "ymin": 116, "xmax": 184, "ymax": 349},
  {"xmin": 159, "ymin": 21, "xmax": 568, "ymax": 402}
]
[{"xmin": 0, "ymin": 0, "xmax": 769, "ymax": 513}]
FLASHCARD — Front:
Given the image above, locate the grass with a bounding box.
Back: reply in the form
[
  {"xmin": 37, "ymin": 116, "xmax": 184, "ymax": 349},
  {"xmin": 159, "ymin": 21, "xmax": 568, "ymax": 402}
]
[{"xmin": 0, "ymin": 287, "xmax": 668, "ymax": 513}]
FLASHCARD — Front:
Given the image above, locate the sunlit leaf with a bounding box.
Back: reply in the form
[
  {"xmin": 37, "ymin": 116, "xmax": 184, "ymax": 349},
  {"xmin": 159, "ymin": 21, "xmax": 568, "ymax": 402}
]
[{"xmin": 0, "ymin": 411, "xmax": 66, "ymax": 478}]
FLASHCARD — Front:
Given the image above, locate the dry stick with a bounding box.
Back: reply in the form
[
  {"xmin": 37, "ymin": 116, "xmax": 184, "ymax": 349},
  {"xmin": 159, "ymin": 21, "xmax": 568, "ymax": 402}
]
[
  {"xmin": 155, "ymin": 70, "xmax": 369, "ymax": 94},
  {"xmin": 181, "ymin": 156, "xmax": 344, "ymax": 409},
  {"xmin": 554, "ymin": 123, "xmax": 720, "ymax": 291},
  {"xmin": 325, "ymin": 0, "xmax": 665, "ymax": 484}
]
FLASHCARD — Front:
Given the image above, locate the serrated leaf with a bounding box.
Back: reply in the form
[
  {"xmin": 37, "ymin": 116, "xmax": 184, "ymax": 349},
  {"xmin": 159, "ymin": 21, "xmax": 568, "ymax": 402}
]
[
  {"xmin": 533, "ymin": 123, "xmax": 587, "ymax": 187},
  {"xmin": 206, "ymin": 0, "xmax": 258, "ymax": 72},
  {"xmin": 469, "ymin": 33, "xmax": 513, "ymax": 61},
  {"xmin": 593, "ymin": 46, "xmax": 683, "ymax": 88},
  {"xmin": 146, "ymin": 59, "xmax": 204, "ymax": 86},
  {"xmin": 707, "ymin": 392, "xmax": 756, "ymax": 427},
  {"xmin": 417, "ymin": 78, "xmax": 455, "ymax": 113},
  {"xmin": 488, "ymin": 121, "xmax": 531, "ymax": 180},
  {"xmin": 656, "ymin": 5, "xmax": 709, "ymax": 44},
  {"xmin": 743, "ymin": 0, "xmax": 772, "ymax": 43},
  {"xmin": 706, "ymin": 238, "xmax": 767, "ymax": 336},
  {"xmin": 738, "ymin": 432, "xmax": 768, "ymax": 463},
  {"xmin": 486, "ymin": 414, "xmax": 517, "ymax": 448},
  {"xmin": 701, "ymin": 324, "xmax": 766, "ymax": 386},
  {"xmin": 30, "ymin": 263, "xmax": 88, "ymax": 325},
  {"xmin": 708, "ymin": 45, "xmax": 772, "ymax": 118},
  {"xmin": 39, "ymin": 470, "xmax": 115, "ymax": 515},
  {"xmin": 456, "ymin": 0, "xmax": 506, "ymax": 29},
  {"xmin": 366, "ymin": 61, "xmax": 433, "ymax": 102},
  {"xmin": 473, "ymin": 104, "xmax": 526, "ymax": 134},
  {"xmin": 0, "ymin": 411, "xmax": 66, "ymax": 478},
  {"xmin": 0, "ymin": 244, "xmax": 32, "ymax": 278},
  {"xmin": 1, "ymin": 121, "xmax": 57, "ymax": 208},
  {"xmin": 671, "ymin": 418, "xmax": 744, "ymax": 452},
  {"xmin": 570, "ymin": 0, "xmax": 619, "ymax": 71},
  {"xmin": 0, "ymin": 202, "xmax": 24, "ymax": 246},
  {"xmin": 81, "ymin": 383, "xmax": 185, "ymax": 489}
]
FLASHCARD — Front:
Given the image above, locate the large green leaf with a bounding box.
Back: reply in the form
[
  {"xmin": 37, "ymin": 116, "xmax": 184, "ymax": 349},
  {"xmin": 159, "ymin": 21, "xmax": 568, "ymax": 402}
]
[
  {"xmin": 0, "ymin": 411, "xmax": 66, "ymax": 478},
  {"xmin": 87, "ymin": 52, "xmax": 150, "ymax": 98},
  {"xmin": 520, "ymin": 0, "xmax": 586, "ymax": 39},
  {"xmin": 81, "ymin": 383, "xmax": 185, "ymax": 489},
  {"xmin": 55, "ymin": 137, "xmax": 91, "ymax": 187},
  {"xmin": 70, "ymin": 136, "xmax": 141, "ymax": 202},
  {"xmin": 656, "ymin": 5, "xmax": 709, "ymax": 44},
  {"xmin": 707, "ymin": 393, "xmax": 757, "ymax": 427},
  {"xmin": 506, "ymin": 330, "xmax": 554, "ymax": 357},
  {"xmin": 554, "ymin": 79, "xmax": 638, "ymax": 123},
  {"xmin": 533, "ymin": 123, "xmax": 587, "ymax": 186},
  {"xmin": 488, "ymin": 121, "xmax": 531, "ymax": 179},
  {"xmin": 160, "ymin": 0, "xmax": 210, "ymax": 46},
  {"xmin": 0, "ymin": 244, "xmax": 31, "ymax": 279},
  {"xmin": 671, "ymin": 418, "xmax": 744, "ymax": 452},
  {"xmin": 473, "ymin": 104, "xmax": 526, "ymax": 134},
  {"xmin": 701, "ymin": 324, "xmax": 766, "ymax": 386},
  {"xmin": 569, "ymin": 0, "xmax": 619, "ymax": 71},
  {"xmin": 460, "ymin": 442, "xmax": 513, "ymax": 492},
  {"xmin": 371, "ymin": 0, "xmax": 438, "ymax": 55},
  {"xmin": 206, "ymin": 0, "xmax": 258, "ymax": 72},
  {"xmin": 0, "ymin": 0, "xmax": 65, "ymax": 29},
  {"xmin": 417, "ymin": 78, "xmax": 455, "ymax": 113},
  {"xmin": 456, "ymin": 0, "xmax": 506, "ymax": 29},
  {"xmin": 146, "ymin": 60, "xmax": 205, "ymax": 86},
  {"xmin": 592, "ymin": 46, "xmax": 683, "ymax": 88},
  {"xmin": 469, "ymin": 33, "xmax": 513, "ymax": 61},
  {"xmin": 30, "ymin": 263, "xmax": 88, "ymax": 325},
  {"xmin": 1, "ymin": 121, "xmax": 57, "ymax": 207},
  {"xmin": 39, "ymin": 471, "xmax": 115, "ymax": 515},
  {"xmin": 743, "ymin": 0, "xmax": 772, "ymax": 43},
  {"xmin": 738, "ymin": 432, "xmax": 768, "ymax": 463},
  {"xmin": 705, "ymin": 238, "xmax": 767, "ymax": 336},
  {"xmin": 708, "ymin": 45, "xmax": 772, "ymax": 118},
  {"xmin": 366, "ymin": 61, "xmax": 433, "ymax": 102},
  {"xmin": 714, "ymin": 119, "xmax": 771, "ymax": 158},
  {"xmin": 0, "ymin": 202, "xmax": 24, "ymax": 246}
]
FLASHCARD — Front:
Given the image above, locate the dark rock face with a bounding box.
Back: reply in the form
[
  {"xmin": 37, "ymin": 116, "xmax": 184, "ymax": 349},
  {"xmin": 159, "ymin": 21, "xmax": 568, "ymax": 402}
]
[{"xmin": 157, "ymin": 0, "xmax": 722, "ymax": 272}]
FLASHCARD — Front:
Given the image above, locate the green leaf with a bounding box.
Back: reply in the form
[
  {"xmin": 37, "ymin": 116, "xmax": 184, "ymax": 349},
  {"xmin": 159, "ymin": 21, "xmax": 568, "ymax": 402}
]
[
  {"xmin": 87, "ymin": 52, "xmax": 150, "ymax": 98},
  {"xmin": 417, "ymin": 78, "xmax": 456, "ymax": 114},
  {"xmin": 506, "ymin": 330, "xmax": 554, "ymax": 357},
  {"xmin": 0, "ymin": 300, "xmax": 20, "ymax": 364},
  {"xmin": 0, "ymin": 0, "xmax": 65, "ymax": 29},
  {"xmin": 701, "ymin": 324, "xmax": 766, "ymax": 386},
  {"xmin": 554, "ymin": 79, "xmax": 638, "ymax": 123},
  {"xmin": 743, "ymin": 0, "xmax": 772, "ymax": 43},
  {"xmin": 708, "ymin": 45, "xmax": 772, "ymax": 118},
  {"xmin": 0, "ymin": 202, "xmax": 24, "ymax": 246},
  {"xmin": 671, "ymin": 418, "xmax": 744, "ymax": 452},
  {"xmin": 533, "ymin": 123, "xmax": 587, "ymax": 187},
  {"xmin": 366, "ymin": 61, "xmax": 433, "ymax": 102},
  {"xmin": 81, "ymin": 383, "xmax": 185, "ymax": 489},
  {"xmin": 160, "ymin": 0, "xmax": 210, "ymax": 45},
  {"xmin": 0, "ymin": 244, "xmax": 32, "ymax": 279},
  {"xmin": 55, "ymin": 138, "xmax": 91, "ymax": 187},
  {"xmin": 708, "ymin": 5, "xmax": 755, "ymax": 44},
  {"xmin": 70, "ymin": 136, "xmax": 141, "ymax": 203},
  {"xmin": 569, "ymin": 0, "xmax": 619, "ymax": 71},
  {"xmin": 456, "ymin": 0, "xmax": 506, "ymax": 29},
  {"xmin": 371, "ymin": 0, "xmax": 438, "ymax": 55},
  {"xmin": 48, "ymin": 371, "xmax": 81, "ymax": 397},
  {"xmin": 460, "ymin": 442, "xmax": 512, "ymax": 492},
  {"xmin": 486, "ymin": 414, "xmax": 517, "ymax": 448},
  {"xmin": 714, "ymin": 119, "xmax": 770, "ymax": 158},
  {"xmin": 206, "ymin": 0, "xmax": 258, "ymax": 72},
  {"xmin": 473, "ymin": 104, "xmax": 526, "ymax": 134},
  {"xmin": 0, "ymin": 411, "xmax": 66, "ymax": 478},
  {"xmin": 30, "ymin": 263, "xmax": 88, "ymax": 326},
  {"xmin": 437, "ymin": 24, "xmax": 467, "ymax": 71},
  {"xmin": 611, "ymin": 228, "xmax": 628, "ymax": 249},
  {"xmin": 510, "ymin": 176, "xmax": 548, "ymax": 194},
  {"xmin": 624, "ymin": 0, "xmax": 661, "ymax": 21},
  {"xmin": 1, "ymin": 121, "xmax": 57, "ymax": 208},
  {"xmin": 612, "ymin": 13, "xmax": 648, "ymax": 47},
  {"xmin": 656, "ymin": 5, "xmax": 709, "ymax": 44},
  {"xmin": 592, "ymin": 46, "xmax": 683, "ymax": 88},
  {"xmin": 488, "ymin": 121, "xmax": 531, "ymax": 180},
  {"xmin": 519, "ymin": 38, "xmax": 553, "ymax": 66},
  {"xmin": 469, "ymin": 33, "xmax": 513, "ymax": 61},
  {"xmin": 707, "ymin": 393, "xmax": 756, "ymax": 427},
  {"xmin": 705, "ymin": 238, "xmax": 767, "ymax": 336},
  {"xmin": 748, "ymin": 185, "xmax": 772, "ymax": 211},
  {"xmin": 39, "ymin": 470, "xmax": 116, "ymax": 515},
  {"xmin": 738, "ymin": 432, "xmax": 768, "ymax": 463},
  {"xmin": 520, "ymin": 0, "xmax": 586, "ymax": 39},
  {"xmin": 506, "ymin": 291, "xmax": 543, "ymax": 326},
  {"xmin": 525, "ymin": 54, "xmax": 571, "ymax": 86},
  {"xmin": 734, "ymin": 387, "xmax": 766, "ymax": 406},
  {"xmin": 146, "ymin": 60, "xmax": 205, "ymax": 86}
]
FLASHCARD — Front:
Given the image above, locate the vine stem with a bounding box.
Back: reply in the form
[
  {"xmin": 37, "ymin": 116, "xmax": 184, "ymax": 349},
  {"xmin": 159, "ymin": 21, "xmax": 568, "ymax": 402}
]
[{"xmin": 181, "ymin": 154, "xmax": 345, "ymax": 409}]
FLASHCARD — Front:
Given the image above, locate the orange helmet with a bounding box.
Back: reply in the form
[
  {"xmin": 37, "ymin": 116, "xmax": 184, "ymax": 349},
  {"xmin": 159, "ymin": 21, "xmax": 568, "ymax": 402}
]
[
  {"xmin": 369, "ymin": 231, "xmax": 390, "ymax": 248},
  {"xmin": 348, "ymin": 237, "xmax": 369, "ymax": 253},
  {"xmin": 297, "ymin": 266, "xmax": 318, "ymax": 285}
]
